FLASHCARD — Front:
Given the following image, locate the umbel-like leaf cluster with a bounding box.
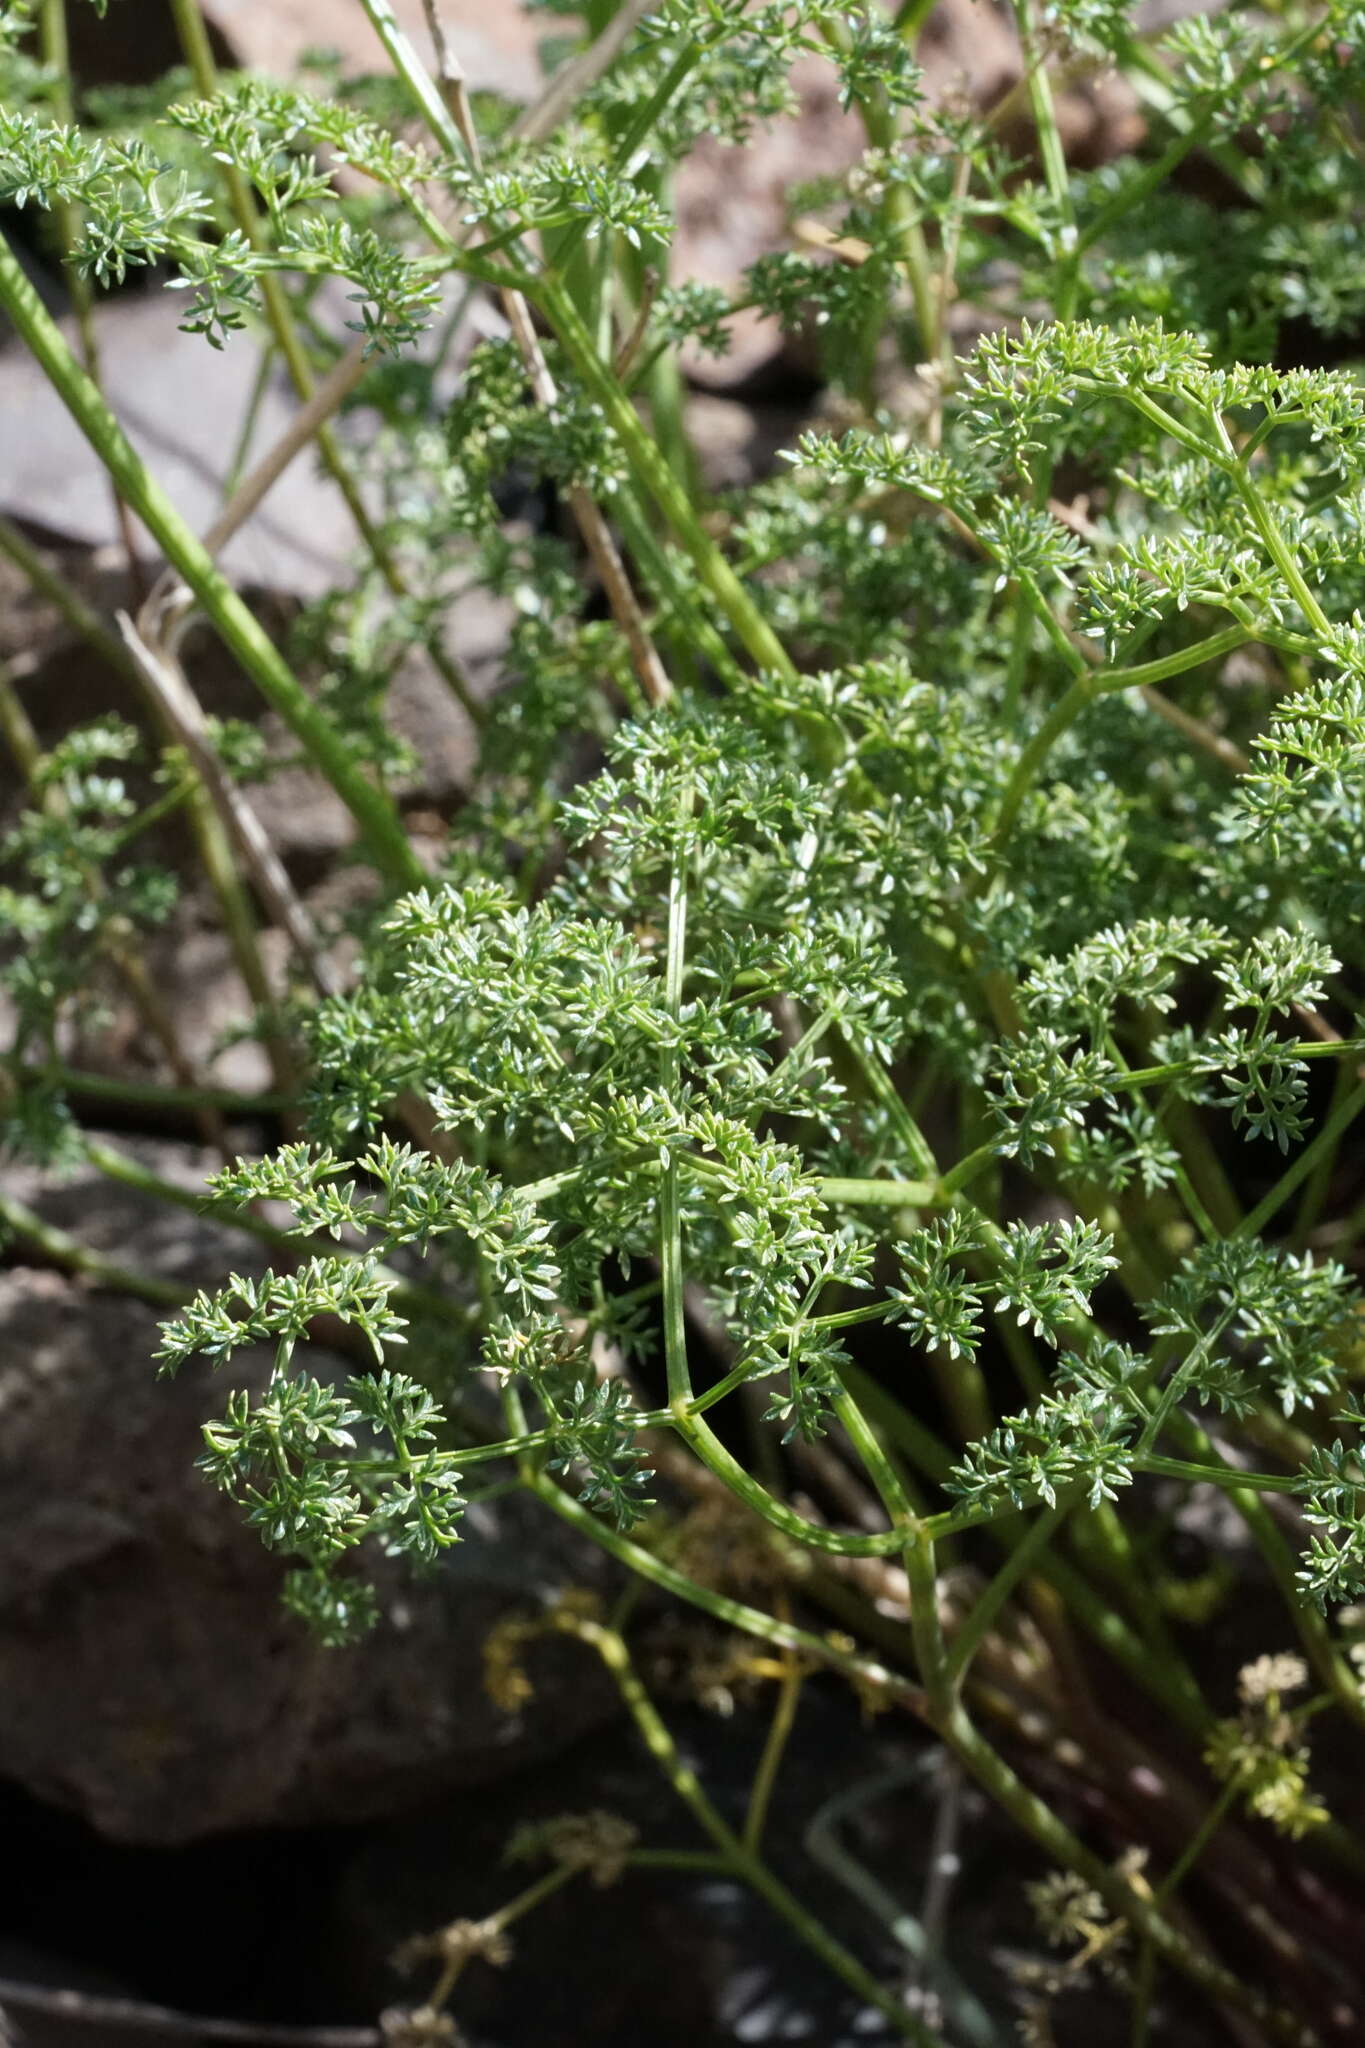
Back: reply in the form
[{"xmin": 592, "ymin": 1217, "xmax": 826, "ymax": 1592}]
[{"xmin": 155, "ymin": 655, "xmax": 1365, "ymax": 1627}]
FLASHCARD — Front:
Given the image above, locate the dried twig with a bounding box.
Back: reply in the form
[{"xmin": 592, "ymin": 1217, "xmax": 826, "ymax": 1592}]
[
  {"xmin": 140, "ymin": 340, "xmax": 372, "ymax": 651},
  {"xmin": 0, "ymin": 1979, "xmax": 378, "ymax": 2048},
  {"xmin": 613, "ymin": 266, "xmax": 660, "ymax": 382},
  {"xmin": 117, "ymin": 613, "xmax": 341, "ymax": 1000},
  {"xmin": 508, "ymin": 0, "xmax": 658, "ymax": 146},
  {"xmin": 199, "ymin": 343, "xmax": 371, "ymax": 573},
  {"xmin": 1137, "ymin": 682, "xmax": 1249, "ymax": 776},
  {"xmin": 422, "ymin": 0, "xmax": 672, "ymax": 710}
]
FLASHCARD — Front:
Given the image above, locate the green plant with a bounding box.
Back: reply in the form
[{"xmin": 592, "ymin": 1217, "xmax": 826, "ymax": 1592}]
[{"xmin": 8, "ymin": 0, "xmax": 1365, "ymax": 2039}]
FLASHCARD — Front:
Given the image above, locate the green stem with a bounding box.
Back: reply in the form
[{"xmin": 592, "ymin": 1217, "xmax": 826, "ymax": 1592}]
[
  {"xmin": 83, "ymin": 1138, "xmax": 468, "ymax": 1331},
  {"xmin": 993, "ymin": 625, "xmax": 1250, "ymax": 848},
  {"xmin": 1167, "ymin": 1413, "xmax": 1365, "ymax": 1729},
  {"xmin": 855, "ymin": 81, "xmax": 936, "ymax": 363},
  {"xmin": 611, "ymin": 485, "xmax": 747, "ymax": 690},
  {"xmin": 943, "ymin": 1704, "xmax": 1304, "ymax": 2044},
  {"xmin": 577, "ymin": 1619, "xmax": 941, "ymax": 2046},
  {"xmin": 993, "ymin": 677, "xmax": 1093, "ymax": 843},
  {"xmin": 846, "ymin": 1038, "xmax": 994, "ymax": 1442},
  {"xmin": 538, "ymin": 277, "xmax": 796, "ymax": 681},
  {"xmin": 662, "ymin": 792, "xmax": 693, "ymax": 1409},
  {"xmin": 1136, "ymin": 1452, "xmax": 1300, "ymax": 1496},
  {"xmin": 1130, "ymin": 1777, "xmax": 1240, "ymax": 2048},
  {"xmin": 35, "ymin": 1067, "xmax": 286, "ymax": 1117},
  {"xmin": 0, "ymin": 524, "xmax": 290, "ymax": 1087},
  {"xmin": 171, "ymin": 0, "xmax": 484, "ymax": 725},
  {"xmin": 0, "ymin": 514, "xmax": 132, "ymax": 674},
  {"xmin": 1157, "ymin": 1776, "xmax": 1241, "ymax": 1906},
  {"xmin": 0, "ymin": 1187, "xmax": 184, "ymax": 1306},
  {"xmin": 742, "ymin": 1630, "xmax": 803, "ymax": 1853},
  {"xmin": 527, "ymin": 1467, "xmax": 926, "ymax": 1709},
  {"xmin": 842, "ymin": 1386, "xmax": 958, "ymax": 1716},
  {"xmin": 0, "ymin": 228, "xmax": 422, "ymax": 888},
  {"xmin": 1291, "ymin": 1057, "xmax": 1355, "ymax": 1249},
  {"xmin": 626, "ymin": 1848, "xmax": 731, "ymax": 1874},
  {"xmin": 836, "ymin": 1367, "xmax": 1215, "ymax": 1732},
  {"xmin": 40, "ymin": 0, "xmax": 150, "ymax": 598},
  {"xmin": 359, "ymin": 0, "xmax": 466, "ymax": 156},
  {"xmin": 1238, "ymin": 1074, "xmax": 1365, "ymax": 1242},
  {"xmin": 1012, "ymin": 0, "xmax": 1075, "ymax": 297},
  {"xmin": 1219, "ymin": 437, "xmax": 1333, "ymax": 639},
  {"xmin": 817, "ymin": 1174, "xmax": 941, "ymax": 1208},
  {"xmin": 947, "ymin": 1500, "xmax": 1068, "ymax": 1684},
  {"xmin": 675, "ymin": 1410, "xmax": 909, "ymax": 1555},
  {"xmin": 1100, "ymin": 625, "xmax": 1252, "ymax": 694}
]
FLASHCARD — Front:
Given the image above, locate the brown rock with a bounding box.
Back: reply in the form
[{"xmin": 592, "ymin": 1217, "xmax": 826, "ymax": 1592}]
[
  {"xmin": 203, "ymin": 0, "xmax": 548, "ymax": 100},
  {"xmin": 0, "ymin": 1147, "xmax": 613, "ymax": 1843},
  {"xmin": 673, "ymin": 0, "xmax": 1148, "ymax": 389}
]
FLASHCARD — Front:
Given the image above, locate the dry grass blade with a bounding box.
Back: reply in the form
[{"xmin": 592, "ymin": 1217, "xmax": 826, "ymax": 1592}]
[
  {"xmin": 0, "ymin": 1978, "xmax": 379, "ymax": 2047},
  {"xmin": 509, "ymin": 0, "xmax": 659, "ymax": 146},
  {"xmin": 421, "ymin": 0, "xmax": 673, "ymax": 711},
  {"xmin": 117, "ymin": 612, "xmax": 342, "ymax": 1000}
]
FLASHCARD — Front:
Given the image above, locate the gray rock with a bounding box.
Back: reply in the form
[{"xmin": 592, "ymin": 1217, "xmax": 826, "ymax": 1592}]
[
  {"xmin": 0, "ymin": 1146, "xmax": 614, "ymax": 1844},
  {"xmin": 0, "ymin": 296, "xmax": 365, "ymax": 601},
  {"xmin": 203, "ymin": 0, "xmax": 546, "ymax": 102}
]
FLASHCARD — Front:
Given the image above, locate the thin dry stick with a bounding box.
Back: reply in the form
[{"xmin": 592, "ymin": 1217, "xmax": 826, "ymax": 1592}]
[
  {"xmin": 1138, "ymin": 682, "xmax": 1249, "ymax": 775},
  {"xmin": 116, "ymin": 614, "xmax": 342, "ymax": 1000},
  {"xmin": 507, "ymin": 0, "xmax": 658, "ymax": 145},
  {"xmin": 120, "ymin": 619, "xmax": 455, "ymax": 1154},
  {"xmin": 142, "ymin": 340, "xmax": 371, "ymax": 643},
  {"xmin": 0, "ymin": 518, "xmax": 296, "ymax": 1097},
  {"xmin": 0, "ymin": 1980, "xmax": 378, "ymax": 2048},
  {"xmin": 614, "ymin": 265, "xmax": 660, "ymax": 381},
  {"xmin": 421, "ymin": 0, "xmax": 672, "ymax": 711},
  {"xmin": 120, "ymin": 620, "xmax": 462, "ymax": 1153},
  {"xmin": 140, "ymin": 0, "xmax": 650, "ymax": 701},
  {"xmin": 170, "ymin": 0, "xmax": 482, "ymax": 726},
  {"xmin": 199, "ymin": 342, "xmax": 371, "ymax": 568}
]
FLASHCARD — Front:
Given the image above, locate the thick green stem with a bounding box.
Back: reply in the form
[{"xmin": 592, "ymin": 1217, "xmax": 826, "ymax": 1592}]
[
  {"xmin": 0, "ymin": 228, "xmax": 421, "ymax": 887},
  {"xmin": 943, "ymin": 1704, "xmax": 1306, "ymax": 2043},
  {"xmin": 539, "ymin": 279, "xmax": 796, "ymax": 681},
  {"xmin": 818, "ymin": 1174, "xmax": 941, "ymax": 1208},
  {"xmin": 526, "ymin": 1467, "xmax": 927, "ymax": 1709},
  {"xmin": 0, "ymin": 1187, "xmax": 184, "ymax": 1306}
]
